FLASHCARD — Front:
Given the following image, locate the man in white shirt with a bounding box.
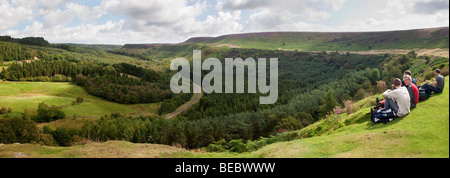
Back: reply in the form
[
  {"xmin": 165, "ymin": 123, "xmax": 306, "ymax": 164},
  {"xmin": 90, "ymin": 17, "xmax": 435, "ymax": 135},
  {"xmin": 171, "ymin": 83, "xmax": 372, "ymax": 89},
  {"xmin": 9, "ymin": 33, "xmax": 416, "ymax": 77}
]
[{"xmin": 382, "ymin": 78, "xmax": 411, "ymax": 117}]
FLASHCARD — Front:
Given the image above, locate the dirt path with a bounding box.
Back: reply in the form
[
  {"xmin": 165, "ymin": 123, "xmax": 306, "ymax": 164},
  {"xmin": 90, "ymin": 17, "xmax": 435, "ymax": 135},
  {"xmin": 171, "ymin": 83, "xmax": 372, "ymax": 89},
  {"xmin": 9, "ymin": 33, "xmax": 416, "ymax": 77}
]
[{"xmin": 165, "ymin": 83, "xmax": 202, "ymax": 119}]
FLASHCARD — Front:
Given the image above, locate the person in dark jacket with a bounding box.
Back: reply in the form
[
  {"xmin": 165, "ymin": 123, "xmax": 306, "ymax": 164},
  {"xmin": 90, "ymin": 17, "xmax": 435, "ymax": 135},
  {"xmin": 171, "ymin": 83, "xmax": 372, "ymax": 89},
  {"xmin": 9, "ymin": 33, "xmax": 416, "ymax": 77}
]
[{"xmin": 402, "ymin": 70, "xmax": 416, "ymax": 87}]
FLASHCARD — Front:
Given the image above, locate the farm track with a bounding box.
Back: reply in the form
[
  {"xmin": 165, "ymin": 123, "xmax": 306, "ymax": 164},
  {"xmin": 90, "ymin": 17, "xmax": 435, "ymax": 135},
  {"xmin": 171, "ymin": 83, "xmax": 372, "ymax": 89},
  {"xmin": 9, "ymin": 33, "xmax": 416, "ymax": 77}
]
[{"xmin": 165, "ymin": 83, "xmax": 202, "ymax": 119}]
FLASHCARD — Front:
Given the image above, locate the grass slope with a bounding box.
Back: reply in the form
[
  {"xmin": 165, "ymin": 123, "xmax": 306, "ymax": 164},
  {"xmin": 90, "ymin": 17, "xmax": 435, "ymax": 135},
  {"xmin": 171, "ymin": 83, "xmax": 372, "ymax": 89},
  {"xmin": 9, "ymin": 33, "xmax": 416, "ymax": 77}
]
[
  {"xmin": 174, "ymin": 77, "xmax": 449, "ymax": 158},
  {"xmin": 0, "ymin": 82, "xmax": 159, "ymax": 118}
]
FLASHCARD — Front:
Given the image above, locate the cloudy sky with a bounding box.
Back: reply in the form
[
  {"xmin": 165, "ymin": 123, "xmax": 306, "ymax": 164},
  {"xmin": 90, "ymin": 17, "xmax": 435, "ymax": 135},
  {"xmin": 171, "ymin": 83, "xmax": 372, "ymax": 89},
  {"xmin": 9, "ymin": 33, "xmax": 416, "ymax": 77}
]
[{"xmin": 1, "ymin": 0, "xmax": 448, "ymax": 44}]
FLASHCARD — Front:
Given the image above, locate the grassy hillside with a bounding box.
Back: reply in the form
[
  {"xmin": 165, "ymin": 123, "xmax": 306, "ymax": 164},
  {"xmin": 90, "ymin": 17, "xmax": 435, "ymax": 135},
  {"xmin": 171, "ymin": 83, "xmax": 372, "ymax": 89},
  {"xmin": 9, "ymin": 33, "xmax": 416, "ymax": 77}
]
[
  {"xmin": 197, "ymin": 27, "xmax": 449, "ymax": 51},
  {"xmin": 123, "ymin": 27, "xmax": 449, "ymax": 52},
  {"xmin": 0, "ymin": 82, "xmax": 159, "ymax": 119},
  {"xmin": 118, "ymin": 27, "xmax": 449, "ymax": 62},
  {"xmin": 177, "ymin": 77, "xmax": 449, "ymax": 158},
  {"xmin": 1, "ymin": 77, "xmax": 447, "ymax": 158}
]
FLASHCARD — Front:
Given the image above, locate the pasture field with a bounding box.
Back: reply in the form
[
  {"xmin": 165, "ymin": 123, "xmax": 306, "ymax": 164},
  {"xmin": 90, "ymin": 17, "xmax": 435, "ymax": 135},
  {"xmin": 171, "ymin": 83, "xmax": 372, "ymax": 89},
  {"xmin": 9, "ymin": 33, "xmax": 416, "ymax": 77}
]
[{"xmin": 0, "ymin": 82, "xmax": 160, "ymax": 119}]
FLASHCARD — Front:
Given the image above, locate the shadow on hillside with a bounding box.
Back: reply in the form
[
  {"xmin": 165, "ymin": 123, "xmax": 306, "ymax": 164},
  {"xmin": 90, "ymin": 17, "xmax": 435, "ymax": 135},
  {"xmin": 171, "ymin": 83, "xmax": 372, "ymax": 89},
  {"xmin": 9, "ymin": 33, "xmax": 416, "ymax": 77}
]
[
  {"xmin": 362, "ymin": 92, "xmax": 442, "ymax": 130},
  {"xmin": 364, "ymin": 114, "xmax": 406, "ymax": 130}
]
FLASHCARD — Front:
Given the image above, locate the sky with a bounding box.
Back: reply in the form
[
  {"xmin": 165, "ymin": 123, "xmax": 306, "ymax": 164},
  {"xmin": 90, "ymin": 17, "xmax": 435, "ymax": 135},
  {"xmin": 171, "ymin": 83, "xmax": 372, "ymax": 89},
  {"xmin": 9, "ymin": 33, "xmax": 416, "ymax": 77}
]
[{"xmin": 1, "ymin": 0, "xmax": 449, "ymax": 44}]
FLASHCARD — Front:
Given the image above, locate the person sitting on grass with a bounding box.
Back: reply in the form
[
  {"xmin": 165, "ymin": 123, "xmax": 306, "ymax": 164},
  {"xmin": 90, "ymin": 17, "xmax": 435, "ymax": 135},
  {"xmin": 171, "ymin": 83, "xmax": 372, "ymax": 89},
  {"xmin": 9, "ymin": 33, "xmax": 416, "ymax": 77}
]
[
  {"xmin": 420, "ymin": 69, "xmax": 445, "ymax": 94},
  {"xmin": 404, "ymin": 75, "xmax": 419, "ymax": 109},
  {"xmin": 375, "ymin": 78, "xmax": 402, "ymax": 109},
  {"xmin": 382, "ymin": 78, "xmax": 411, "ymax": 117},
  {"xmin": 402, "ymin": 70, "xmax": 416, "ymax": 87}
]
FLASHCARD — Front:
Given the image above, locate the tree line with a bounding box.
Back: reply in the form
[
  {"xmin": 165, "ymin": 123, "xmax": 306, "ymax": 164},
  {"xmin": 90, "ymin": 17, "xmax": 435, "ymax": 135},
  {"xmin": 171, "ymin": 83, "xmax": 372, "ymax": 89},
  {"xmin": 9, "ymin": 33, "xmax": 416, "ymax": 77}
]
[
  {"xmin": 0, "ymin": 42, "xmax": 32, "ymax": 61},
  {"xmin": 0, "ymin": 60, "xmax": 173, "ymax": 104},
  {"xmin": 0, "ymin": 36, "xmax": 50, "ymax": 47},
  {"xmin": 34, "ymin": 111, "xmax": 315, "ymax": 148}
]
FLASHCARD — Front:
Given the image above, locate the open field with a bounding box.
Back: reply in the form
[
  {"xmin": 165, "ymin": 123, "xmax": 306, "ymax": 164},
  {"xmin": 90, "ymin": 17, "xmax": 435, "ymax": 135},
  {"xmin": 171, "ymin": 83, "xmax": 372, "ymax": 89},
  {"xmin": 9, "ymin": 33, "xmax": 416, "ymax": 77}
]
[{"xmin": 0, "ymin": 82, "xmax": 160, "ymax": 119}]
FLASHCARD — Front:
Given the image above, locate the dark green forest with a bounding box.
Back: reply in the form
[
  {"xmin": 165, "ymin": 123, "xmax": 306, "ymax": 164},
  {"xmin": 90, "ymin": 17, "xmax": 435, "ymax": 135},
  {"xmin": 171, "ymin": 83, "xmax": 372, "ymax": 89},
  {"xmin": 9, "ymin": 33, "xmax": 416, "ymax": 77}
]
[
  {"xmin": 0, "ymin": 36, "xmax": 50, "ymax": 47},
  {"xmin": 178, "ymin": 49, "xmax": 386, "ymax": 121},
  {"xmin": 0, "ymin": 42, "xmax": 32, "ymax": 61}
]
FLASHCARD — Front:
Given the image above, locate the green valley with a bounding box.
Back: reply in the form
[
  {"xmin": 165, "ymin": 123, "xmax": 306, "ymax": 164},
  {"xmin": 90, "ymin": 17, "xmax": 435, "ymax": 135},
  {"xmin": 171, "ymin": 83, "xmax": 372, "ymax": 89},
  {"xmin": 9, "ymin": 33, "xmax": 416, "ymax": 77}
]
[
  {"xmin": 0, "ymin": 27, "xmax": 449, "ymax": 158},
  {"xmin": 0, "ymin": 82, "xmax": 159, "ymax": 118}
]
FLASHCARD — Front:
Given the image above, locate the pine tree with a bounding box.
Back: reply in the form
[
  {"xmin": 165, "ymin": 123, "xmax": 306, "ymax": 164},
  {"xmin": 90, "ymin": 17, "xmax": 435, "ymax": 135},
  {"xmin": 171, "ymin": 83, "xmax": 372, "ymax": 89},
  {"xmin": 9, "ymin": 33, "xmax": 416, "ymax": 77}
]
[
  {"xmin": 370, "ymin": 68, "xmax": 380, "ymax": 85},
  {"xmin": 320, "ymin": 89, "xmax": 338, "ymax": 115}
]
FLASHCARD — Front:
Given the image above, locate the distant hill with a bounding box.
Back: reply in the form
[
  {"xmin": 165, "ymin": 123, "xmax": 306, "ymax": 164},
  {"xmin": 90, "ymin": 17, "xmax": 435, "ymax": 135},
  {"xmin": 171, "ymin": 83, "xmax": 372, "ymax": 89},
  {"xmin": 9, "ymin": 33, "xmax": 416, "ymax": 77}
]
[
  {"xmin": 57, "ymin": 43, "xmax": 123, "ymax": 51},
  {"xmin": 196, "ymin": 27, "xmax": 449, "ymax": 51},
  {"xmin": 0, "ymin": 36, "xmax": 50, "ymax": 47},
  {"xmin": 122, "ymin": 43, "xmax": 176, "ymax": 50},
  {"xmin": 122, "ymin": 27, "xmax": 449, "ymax": 52},
  {"xmin": 183, "ymin": 37, "xmax": 215, "ymax": 44}
]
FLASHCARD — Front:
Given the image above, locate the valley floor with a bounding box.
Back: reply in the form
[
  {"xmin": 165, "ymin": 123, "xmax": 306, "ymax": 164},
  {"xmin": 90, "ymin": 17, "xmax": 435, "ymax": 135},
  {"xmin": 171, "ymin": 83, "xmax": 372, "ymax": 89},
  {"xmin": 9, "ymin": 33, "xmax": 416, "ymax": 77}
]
[{"xmin": 0, "ymin": 82, "xmax": 159, "ymax": 118}]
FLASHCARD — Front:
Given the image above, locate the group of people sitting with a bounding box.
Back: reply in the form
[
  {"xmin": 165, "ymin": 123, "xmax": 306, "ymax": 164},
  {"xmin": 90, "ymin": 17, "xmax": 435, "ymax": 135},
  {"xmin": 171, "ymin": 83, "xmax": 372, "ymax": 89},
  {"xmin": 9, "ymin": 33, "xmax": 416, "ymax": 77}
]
[{"xmin": 372, "ymin": 69, "xmax": 445, "ymax": 123}]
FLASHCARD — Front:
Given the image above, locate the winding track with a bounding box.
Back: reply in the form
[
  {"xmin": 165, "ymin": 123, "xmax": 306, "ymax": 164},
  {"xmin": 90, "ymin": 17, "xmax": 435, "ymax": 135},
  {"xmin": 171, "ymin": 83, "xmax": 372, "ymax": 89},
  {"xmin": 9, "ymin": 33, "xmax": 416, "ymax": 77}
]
[{"xmin": 164, "ymin": 83, "xmax": 202, "ymax": 119}]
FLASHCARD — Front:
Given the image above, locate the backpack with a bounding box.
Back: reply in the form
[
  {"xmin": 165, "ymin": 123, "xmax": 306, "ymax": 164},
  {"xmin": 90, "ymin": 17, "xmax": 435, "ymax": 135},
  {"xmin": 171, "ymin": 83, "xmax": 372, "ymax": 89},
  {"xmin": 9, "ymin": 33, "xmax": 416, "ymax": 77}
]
[
  {"xmin": 418, "ymin": 89, "xmax": 431, "ymax": 102},
  {"xmin": 371, "ymin": 108, "xmax": 396, "ymax": 124}
]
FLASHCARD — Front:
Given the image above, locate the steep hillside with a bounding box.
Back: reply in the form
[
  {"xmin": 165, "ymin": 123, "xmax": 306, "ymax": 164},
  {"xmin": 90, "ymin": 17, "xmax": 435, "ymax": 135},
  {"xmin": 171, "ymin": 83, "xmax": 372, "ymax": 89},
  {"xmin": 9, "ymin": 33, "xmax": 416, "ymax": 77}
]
[{"xmin": 176, "ymin": 77, "xmax": 449, "ymax": 158}]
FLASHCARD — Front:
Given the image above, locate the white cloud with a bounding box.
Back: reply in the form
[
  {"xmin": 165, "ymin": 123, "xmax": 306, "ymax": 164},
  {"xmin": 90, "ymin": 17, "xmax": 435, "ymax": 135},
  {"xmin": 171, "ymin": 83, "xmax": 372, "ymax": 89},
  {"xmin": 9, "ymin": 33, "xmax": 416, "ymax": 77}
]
[
  {"xmin": 218, "ymin": 0, "xmax": 272, "ymax": 10},
  {"xmin": 8, "ymin": 20, "xmax": 127, "ymax": 44},
  {"xmin": 0, "ymin": 0, "xmax": 34, "ymax": 30},
  {"xmin": 324, "ymin": 0, "xmax": 346, "ymax": 11},
  {"xmin": 38, "ymin": 0, "xmax": 66, "ymax": 11},
  {"xmin": 218, "ymin": 0, "xmax": 346, "ymax": 11},
  {"xmin": 246, "ymin": 8, "xmax": 330, "ymax": 32},
  {"xmin": 93, "ymin": 0, "xmax": 244, "ymax": 43},
  {"xmin": 178, "ymin": 11, "xmax": 243, "ymax": 38},
  {"xmin": 103, "ymin": 0, "xmax": 205, "ymax": 27},
  {"xmin": 5, "ymin": 0, "xmax": 244, "ymax": 44},
  {"xmin": 1, "ymin": 0, "xmax": 448, "ymax": 44},
  {"xmin": 413, "ymin": 0, "xmax": 449, "ymax": 14},
  {"xmin": 339, "ymin": 0, "xmax": 449, "ymax": 32},
  {"xmin": 41, "ymin": 2, "xmax": 105, "ymax": 28},
  {"xmin": 238, "ymin": 0, "xmax": 333, "ymax": 32},
  {"xmin": 42, "ymin": 11, "xmax": 67, "ymax": 27},
  {"xmin": 339, "ymin": 11, "xmax": 449, "ymax": 32}
]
